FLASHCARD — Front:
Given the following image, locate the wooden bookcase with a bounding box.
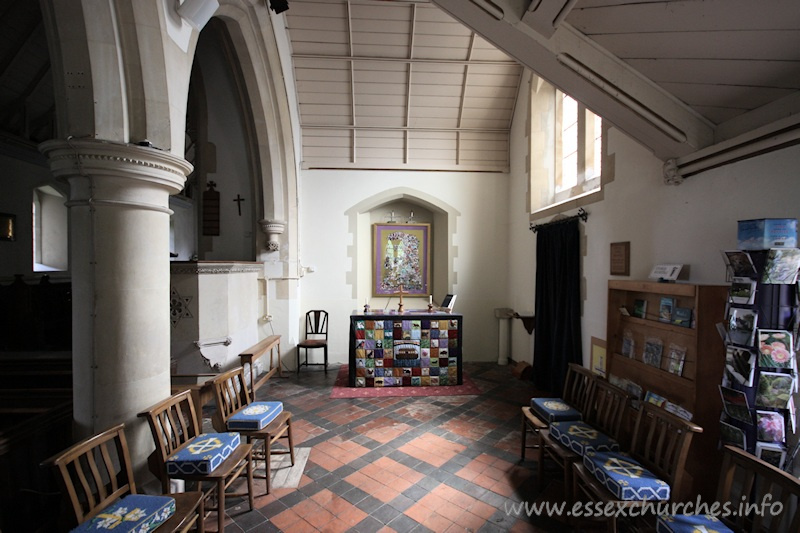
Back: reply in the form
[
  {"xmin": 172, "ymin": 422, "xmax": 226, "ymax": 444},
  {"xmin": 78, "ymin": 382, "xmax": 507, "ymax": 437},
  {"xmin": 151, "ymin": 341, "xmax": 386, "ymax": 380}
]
[{"xmin": 606, "ymin": 280, "xmax": 728, "ymax": 499}]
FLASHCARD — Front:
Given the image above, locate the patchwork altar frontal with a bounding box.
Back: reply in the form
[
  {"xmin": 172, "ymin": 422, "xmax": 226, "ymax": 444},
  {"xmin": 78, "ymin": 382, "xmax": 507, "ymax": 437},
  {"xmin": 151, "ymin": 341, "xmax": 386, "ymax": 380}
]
[{"xmin": 349, "ymin": 311, "xmax": 463, "ymax": 387}]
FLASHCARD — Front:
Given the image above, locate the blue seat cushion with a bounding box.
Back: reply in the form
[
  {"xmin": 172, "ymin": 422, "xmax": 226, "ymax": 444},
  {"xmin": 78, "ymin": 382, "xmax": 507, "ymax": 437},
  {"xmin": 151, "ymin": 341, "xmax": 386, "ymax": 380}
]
[
  {"xmin": 549, "ymin": 421, "xmax": 620, "ymax": 456},
  {"xmin": 583, "ymin": 450, "xmax": 670, "ymax": 501},
  {"xmin": 227, "ymin": 401, "xmax": 283, "ymax": 431},
  {"xmin": 656, "ymin": 513, "xmax": 733, "ymax": 533},
  {"xmin": 166, "ymin": 432, "xmax": 241, "ymax": 475},
  {"xmin": 72, "ymin": 494, "xmax": 175, "ymax": 532},
  {"xmin": 530, "ymin": 397, "xmax": 582, "ymax": 423}
]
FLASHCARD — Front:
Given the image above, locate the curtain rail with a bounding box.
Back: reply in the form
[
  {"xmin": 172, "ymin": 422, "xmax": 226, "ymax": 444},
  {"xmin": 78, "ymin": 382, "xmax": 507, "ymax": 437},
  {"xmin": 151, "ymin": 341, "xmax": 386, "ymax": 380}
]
[{"xmin": 529, "ymin": 208, "xmax": 589, "ymax": 233}]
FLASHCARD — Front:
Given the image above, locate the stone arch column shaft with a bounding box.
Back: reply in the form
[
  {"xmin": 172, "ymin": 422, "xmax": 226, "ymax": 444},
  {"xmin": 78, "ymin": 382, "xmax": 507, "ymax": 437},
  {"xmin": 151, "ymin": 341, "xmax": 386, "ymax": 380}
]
[{"xmin": 39, "ymin": 138, "xmax": 191, "ymax": 471}]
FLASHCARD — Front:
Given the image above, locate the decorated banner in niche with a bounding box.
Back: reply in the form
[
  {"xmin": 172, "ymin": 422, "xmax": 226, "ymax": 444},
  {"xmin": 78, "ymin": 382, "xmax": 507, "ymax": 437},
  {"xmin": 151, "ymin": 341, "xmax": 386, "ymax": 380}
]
[{"xmin": 373, "ymin": 223, "xmax": 431, "ymax": 297}]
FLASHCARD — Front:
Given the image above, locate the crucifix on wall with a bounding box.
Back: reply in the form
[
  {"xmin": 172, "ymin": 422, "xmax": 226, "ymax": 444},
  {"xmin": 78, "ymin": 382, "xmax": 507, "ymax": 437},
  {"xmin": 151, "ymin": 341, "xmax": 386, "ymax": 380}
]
[{"xmin": 233, "ymin": 194, "xmax": 245, "ymax": 216}]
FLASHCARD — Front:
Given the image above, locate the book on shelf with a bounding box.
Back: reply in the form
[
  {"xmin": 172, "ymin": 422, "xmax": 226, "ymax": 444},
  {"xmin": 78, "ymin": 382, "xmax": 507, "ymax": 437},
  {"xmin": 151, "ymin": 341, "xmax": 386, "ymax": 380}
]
[
  {"xmin": 643, "ymin": 336, "xmax": 663, "ymax": 368},
  {"xmin": 666, "ymin": 343, "xmax": 687, "ymax": 376},
  {"xmin": 761, "ymin": 248, "xmax": 800, "ymax": 285},
  {"xmin": 633, "ymin": 299, "xmax": 647, "ymax": 319},
  {"xmin": 658, "ymin": 297, "xmax": 674, "ymax": 323},
  {"xmin": 621, "ymin": 329, "xmax": 635, "ymax": 358},
  {"xmin": 672, "ymin": 307, "xmax": 692, "ymax": 328},
  {"xmin": 665, "ymin": 401, "xmax": 693, "ymax": 421},
  {"xmin": 644, "ymin": 391, "xmax": 666, "ymax": 407}
]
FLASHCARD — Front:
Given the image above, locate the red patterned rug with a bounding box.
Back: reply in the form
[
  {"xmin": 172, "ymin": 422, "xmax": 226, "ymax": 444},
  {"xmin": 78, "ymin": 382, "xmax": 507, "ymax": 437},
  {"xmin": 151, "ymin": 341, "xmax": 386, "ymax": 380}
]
[{"xmin": 330, "ymin": 365, "xmax": 482, "ymax": 399}]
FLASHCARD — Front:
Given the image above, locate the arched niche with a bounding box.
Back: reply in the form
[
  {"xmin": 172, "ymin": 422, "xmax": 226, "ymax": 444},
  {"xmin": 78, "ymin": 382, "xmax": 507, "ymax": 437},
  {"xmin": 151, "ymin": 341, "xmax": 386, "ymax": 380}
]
[{"xmin": 345, "ymin": 188, "xmax": 461, "ymax": 304}]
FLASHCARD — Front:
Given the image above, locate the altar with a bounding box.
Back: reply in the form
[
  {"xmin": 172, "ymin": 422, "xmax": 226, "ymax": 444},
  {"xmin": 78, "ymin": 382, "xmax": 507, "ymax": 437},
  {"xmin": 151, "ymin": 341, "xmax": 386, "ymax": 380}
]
[{"xmin": 348, "ymin": 311, "xmax": 463, "ymax": 387}]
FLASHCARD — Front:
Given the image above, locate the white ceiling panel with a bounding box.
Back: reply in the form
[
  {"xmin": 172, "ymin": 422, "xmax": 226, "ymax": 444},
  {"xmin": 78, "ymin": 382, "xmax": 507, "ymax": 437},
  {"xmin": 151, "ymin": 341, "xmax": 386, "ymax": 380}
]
[{"xmin": 285, "ymin": 0, "xmax": 521, "ymax": 171}]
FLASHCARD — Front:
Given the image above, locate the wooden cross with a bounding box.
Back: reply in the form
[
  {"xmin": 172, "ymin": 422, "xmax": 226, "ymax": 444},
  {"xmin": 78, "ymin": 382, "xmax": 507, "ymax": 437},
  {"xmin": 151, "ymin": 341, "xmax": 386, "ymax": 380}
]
[{"xmin": 233, "ymin": 194, "xmax": 245, "ymax": 216}]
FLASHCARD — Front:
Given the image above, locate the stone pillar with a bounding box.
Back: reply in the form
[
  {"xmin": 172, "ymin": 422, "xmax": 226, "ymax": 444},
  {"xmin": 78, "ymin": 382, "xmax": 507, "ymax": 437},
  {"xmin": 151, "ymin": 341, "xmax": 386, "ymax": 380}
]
[{"xmin": 39, "ymin": 139, "xmax": 191, "ymax": 474}]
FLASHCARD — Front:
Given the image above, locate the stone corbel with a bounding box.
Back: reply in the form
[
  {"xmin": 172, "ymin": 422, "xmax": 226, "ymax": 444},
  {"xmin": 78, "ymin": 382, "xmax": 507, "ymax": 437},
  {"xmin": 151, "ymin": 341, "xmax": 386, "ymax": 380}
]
[
  {"xmin": 259, "ymin": 219, "xmax": 286, "ymax": 251},
  {"xmin": 662, "ymin": 158, "xmax": 684, "ymax": 185}
]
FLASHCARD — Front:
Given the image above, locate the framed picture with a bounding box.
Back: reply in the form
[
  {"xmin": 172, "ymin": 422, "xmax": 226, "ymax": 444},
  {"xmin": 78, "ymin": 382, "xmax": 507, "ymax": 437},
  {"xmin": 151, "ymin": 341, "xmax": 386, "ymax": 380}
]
[
  {"xmin": 373, "ymin": 223, "xmax": 431, "ymax": 297},
  {"xmin": 0, "ymin": 213, "xmax": 15, "ymax": 241},
  {"xmin": 755, "ymin": 442, "xmax": 786, "ymax": 470},
  {"xmin": 610, "ymin": 241, "xmax": 630, "ymax": 276}
]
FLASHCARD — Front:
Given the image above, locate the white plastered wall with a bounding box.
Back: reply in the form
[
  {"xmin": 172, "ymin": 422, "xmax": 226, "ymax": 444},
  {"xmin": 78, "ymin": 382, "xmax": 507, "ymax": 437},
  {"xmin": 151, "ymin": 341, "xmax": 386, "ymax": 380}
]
[
  {"xmin": 507, "ymin": 72, "xmax": 800, "ymax": 368},
  {"xmin": 298, "ymin": 169, "xmax": 511, "ymax": 363}
]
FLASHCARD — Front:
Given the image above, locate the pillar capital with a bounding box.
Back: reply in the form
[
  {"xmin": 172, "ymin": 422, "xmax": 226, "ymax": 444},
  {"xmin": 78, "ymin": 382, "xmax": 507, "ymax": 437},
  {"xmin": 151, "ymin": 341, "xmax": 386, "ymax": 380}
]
[{"xmin": 39, "ymin": 139, "xmax": 192, "ymax": 206}]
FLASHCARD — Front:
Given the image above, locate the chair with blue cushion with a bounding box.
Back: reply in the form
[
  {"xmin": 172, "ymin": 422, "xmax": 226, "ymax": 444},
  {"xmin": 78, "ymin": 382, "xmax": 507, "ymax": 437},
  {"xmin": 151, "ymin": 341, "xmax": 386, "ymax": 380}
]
[
  {"xmin": 42, "ymin": 423, "xmax": 204, "ymax": 533},
  {"xmin": 520, "ymin": 362, "xmax": 594, "ymax": 465},
  {"xmin": 572, "ymin": 401, "xmax": 702, "ymax": 532},
  {"xmin": 539, "ymin": 378, "xmax": 630, "ymax": 493},
  {"xmin": 138, "ymin": 389, "xmax": 254, "ymax": 533},
  {"xmin": 657, "ymin": 444, "xmax": 800, "ymax": 533},
  {"xmin": 210, "ymin": 366, "xmax": 294, "ymax": 495}
]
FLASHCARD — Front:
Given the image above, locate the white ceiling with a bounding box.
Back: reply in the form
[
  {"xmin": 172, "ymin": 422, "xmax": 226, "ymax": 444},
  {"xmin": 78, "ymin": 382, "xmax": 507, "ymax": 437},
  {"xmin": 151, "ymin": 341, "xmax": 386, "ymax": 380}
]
[
  {"xmin": 282, "ymin": 0, "xmax": 800, "ymax": 172},
  {"xmin": 284, "ymin": 0, "xmax": 523, "ymax": 171}
]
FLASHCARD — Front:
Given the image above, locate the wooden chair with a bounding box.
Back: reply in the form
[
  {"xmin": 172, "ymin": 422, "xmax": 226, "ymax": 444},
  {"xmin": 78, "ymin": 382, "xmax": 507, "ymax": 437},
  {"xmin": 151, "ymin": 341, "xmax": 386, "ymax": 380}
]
[
  {"xmin": 41, "ymin": 423, "xmax": 204, "ymax": 533},
  {"xmin": 138, "ymin": 390, "xmax": 254, "ymax": 533},
  {"xmin": 539, "ymin": 378, "xmax": 630, "ymax": 493},
  {"xmin": 297, "ymin": 310, "xmax": 328, "ymax": 373},
  {"xmin": 520, "ymin": 362, "xmax": 594, "ymax": 463},
  {"xmin": 658, "ymin": 444, "xmax": 800, "ymax": 533},
  {"xmin": 572, "ymin": 402, "xmax": 702, "ymax": 532},
  {"xmin": 210, "ymin": 366, "xmax": 295, "ymax": 495}
]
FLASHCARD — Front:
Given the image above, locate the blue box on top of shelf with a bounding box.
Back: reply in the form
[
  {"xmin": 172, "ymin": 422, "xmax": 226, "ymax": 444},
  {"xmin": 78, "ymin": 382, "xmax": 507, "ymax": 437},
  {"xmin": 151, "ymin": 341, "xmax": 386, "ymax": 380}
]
[{"xmin": 737, "ymin": 219, "xmax": 797, "ymax": 250}]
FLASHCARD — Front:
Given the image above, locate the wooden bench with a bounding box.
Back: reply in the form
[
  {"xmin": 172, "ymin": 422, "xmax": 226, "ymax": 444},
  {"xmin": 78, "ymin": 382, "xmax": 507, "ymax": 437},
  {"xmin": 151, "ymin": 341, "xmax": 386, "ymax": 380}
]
[
  {"xmin": 169, "ymin": 374, "xmax": 217, "ymax": 418},
  {"xmin": 239, "ymin": 335, "xmax": 283, "ymax": 394}
]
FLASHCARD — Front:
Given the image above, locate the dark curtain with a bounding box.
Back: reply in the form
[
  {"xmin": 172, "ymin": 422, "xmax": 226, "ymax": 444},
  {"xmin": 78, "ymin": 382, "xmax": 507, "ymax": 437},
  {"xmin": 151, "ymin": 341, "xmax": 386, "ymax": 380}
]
[{"xmin": 532, "ymin": 218, "xmax": 583, "ymax": 394}]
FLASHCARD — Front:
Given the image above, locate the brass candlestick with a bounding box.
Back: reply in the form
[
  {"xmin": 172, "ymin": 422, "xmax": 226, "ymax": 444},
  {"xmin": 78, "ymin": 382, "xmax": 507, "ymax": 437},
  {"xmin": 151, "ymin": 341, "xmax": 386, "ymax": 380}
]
[{"xmin": 397, "ymin": 284, "xmax": 404, "ymax": 313}]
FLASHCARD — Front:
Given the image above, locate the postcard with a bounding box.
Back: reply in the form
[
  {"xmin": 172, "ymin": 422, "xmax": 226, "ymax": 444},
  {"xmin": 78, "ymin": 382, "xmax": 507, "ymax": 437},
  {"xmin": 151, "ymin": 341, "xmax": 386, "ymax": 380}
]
[
  {"xmin": 722, "ymin": 250, "xmax": 757, "ymax": 279},
  {"xmin": 719, "ymin": 385, "xmax": 753, "ymax": 424},
  {"xmin": 725, "ymin": 345, "xmax": 756, "ymax": 387},
  {"xmin": 755, "ymin": 442, "xmax": 786, "ymax": 470},
  {"xmin": 756, "ymin": 410, "xmax": 786, "ymax": 443},
  {"xmin": 727, "ymin": 307, "xmax": 758, "ymax": 346},
  {"xmin": 729, "ymin": 277, "xmax": 757, "ymax": 305},
  {"xmin": 755, "ymin": 371, "xmax": 794, "ymax": 409},
  {"xmin": 757, "ymin": 329, "xmax": 794, "ymax": 369},
  {"xmin": 762, "ymin": 248, "xmax": 800, "ymax": 284},
  {"xmin": 719, "ymin": 418, "xmax": 746, "ymax": 449}
]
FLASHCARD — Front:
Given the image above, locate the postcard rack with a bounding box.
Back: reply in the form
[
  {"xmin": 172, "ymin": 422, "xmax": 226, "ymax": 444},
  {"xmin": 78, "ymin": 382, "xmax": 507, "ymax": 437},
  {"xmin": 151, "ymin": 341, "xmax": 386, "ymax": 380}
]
[{"xmin": 718, "ymin": 248, "xmax": 800, "ymax": 473}]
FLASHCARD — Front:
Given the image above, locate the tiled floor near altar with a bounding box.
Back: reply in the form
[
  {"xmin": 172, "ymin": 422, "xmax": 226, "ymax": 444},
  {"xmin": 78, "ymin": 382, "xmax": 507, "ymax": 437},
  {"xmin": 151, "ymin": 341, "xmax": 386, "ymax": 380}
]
[{"xmin": 209, "ymin": 362, "xmax": 581, "ymax": 532}]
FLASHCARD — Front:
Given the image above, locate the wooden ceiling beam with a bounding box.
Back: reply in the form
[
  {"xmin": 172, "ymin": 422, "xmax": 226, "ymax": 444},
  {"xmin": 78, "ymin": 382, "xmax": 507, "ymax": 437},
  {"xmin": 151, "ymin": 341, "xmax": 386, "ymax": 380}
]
[{"xmin": 432, "ymin": 0, "xmax": 715, "ymax": 160}]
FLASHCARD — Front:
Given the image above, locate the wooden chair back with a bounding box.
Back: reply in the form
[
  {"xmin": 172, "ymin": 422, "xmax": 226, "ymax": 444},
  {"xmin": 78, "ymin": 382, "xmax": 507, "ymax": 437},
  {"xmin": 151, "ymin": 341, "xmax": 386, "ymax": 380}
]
[
  {"xmin": 303, "ymin": 310, "xmax": 328, "ymax": 341},
  {"xmin": 717, "ymin": 445, "xmax": 800, "ymax": 532},
  {"xmin": 585, "ymin": 379, "xmax": 630, "ymax": 442},
  {"xmin": 42, "ymin": 423, "xmax": 137, "ymax": 526},
  {"xmin": 210, "ymin": 366, "xmax": 251, "ymax": 432},
  {"xmin": 562, "ymin": 362, "xmax": 594, "ymax": 412},
  {"xmin": 629, "ymin": 402, "xmax": 702, "ymax": 500},
  {"xmin": 137, "ymin": 390, "xmax": 202, "ymax": 492}
]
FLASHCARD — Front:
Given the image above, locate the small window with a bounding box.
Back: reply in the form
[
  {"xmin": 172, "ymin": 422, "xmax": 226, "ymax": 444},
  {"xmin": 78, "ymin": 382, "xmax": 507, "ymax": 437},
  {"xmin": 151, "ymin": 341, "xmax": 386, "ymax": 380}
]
[
  {"xmin": 33, "ymin": 185, "xmax": 68, "ymax": 271},
  {"xmin": 529, "ymin": 75, "xmax": 607, "ymax": 218}
]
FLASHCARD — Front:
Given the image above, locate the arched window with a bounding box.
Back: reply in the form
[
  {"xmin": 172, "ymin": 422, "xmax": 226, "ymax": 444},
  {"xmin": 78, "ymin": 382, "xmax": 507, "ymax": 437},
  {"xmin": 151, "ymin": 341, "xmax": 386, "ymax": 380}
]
[{"xmin": 529, "ymin": 75, "xmax": 606, "ymax": 218}]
